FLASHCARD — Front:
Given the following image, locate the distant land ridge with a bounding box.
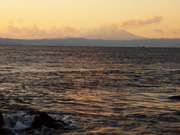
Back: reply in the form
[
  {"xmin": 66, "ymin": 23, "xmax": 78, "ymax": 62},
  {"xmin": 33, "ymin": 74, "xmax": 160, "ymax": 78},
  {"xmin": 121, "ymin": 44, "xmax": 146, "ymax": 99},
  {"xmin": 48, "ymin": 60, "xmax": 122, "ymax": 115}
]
[{"xmin": 0, "ymin": 38, "xmax": 180, "ymax": 48}]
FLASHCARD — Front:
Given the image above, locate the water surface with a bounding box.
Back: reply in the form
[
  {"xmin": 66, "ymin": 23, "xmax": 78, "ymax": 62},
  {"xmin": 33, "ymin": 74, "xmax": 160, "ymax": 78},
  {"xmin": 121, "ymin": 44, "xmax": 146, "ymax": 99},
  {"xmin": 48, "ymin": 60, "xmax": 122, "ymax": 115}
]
[{"xmin": 0, "ymin": 46, "xmax": 180, "ymax": 134}]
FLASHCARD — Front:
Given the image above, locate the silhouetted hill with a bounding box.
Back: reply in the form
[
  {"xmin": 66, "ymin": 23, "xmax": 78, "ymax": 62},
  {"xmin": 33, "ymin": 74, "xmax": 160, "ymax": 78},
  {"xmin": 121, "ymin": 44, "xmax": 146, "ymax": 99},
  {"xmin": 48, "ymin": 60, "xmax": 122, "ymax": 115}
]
[{"xmin": 0, "ymin": 38, "xmax": 180, "ymax": 48}]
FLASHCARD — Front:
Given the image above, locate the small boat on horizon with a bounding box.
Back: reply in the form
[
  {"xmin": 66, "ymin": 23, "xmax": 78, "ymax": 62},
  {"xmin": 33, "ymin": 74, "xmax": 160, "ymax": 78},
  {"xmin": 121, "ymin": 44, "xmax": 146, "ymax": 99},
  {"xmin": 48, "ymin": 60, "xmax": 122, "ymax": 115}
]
[{"xmin": 138, "ymin": 45, "xmax": 149, "ymax": 48}]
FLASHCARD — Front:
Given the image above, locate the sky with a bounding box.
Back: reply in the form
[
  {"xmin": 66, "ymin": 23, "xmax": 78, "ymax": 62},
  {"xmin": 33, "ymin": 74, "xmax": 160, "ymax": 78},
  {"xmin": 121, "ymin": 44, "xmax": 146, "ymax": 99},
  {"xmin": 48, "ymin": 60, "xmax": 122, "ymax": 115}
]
[{"xmin": 0, "ymin": 0, "xmax": 180, "ymax": 40}]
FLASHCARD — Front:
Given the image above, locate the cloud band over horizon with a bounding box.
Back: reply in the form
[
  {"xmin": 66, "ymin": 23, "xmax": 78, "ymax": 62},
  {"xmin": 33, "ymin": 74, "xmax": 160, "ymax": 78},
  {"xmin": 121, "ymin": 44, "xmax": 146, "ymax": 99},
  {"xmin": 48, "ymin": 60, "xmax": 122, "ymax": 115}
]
[{"xmin": 0, "ymin": 16, "xmax": 163, "ymax": 40}]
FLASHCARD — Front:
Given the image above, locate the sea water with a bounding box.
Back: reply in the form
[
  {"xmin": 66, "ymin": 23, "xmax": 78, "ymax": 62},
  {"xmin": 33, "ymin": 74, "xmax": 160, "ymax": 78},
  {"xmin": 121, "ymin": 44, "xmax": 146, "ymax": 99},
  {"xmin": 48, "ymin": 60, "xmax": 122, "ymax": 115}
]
[{"xmin": 0, "ymin": 46, "xmax": 180, "ymax": 134}]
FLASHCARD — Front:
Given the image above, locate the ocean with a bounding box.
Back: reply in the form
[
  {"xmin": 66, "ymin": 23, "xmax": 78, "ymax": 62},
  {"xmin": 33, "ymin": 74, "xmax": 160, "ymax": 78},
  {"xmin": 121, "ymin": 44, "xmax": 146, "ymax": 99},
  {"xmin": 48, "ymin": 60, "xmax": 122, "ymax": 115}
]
[{"xmin": 0, "ymin": 46, "xmax": 180, "ymax": 134}]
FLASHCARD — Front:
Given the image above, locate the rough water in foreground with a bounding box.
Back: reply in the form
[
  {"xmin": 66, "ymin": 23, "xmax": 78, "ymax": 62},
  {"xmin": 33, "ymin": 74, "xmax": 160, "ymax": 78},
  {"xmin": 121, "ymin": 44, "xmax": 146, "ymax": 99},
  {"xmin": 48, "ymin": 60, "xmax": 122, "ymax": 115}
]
[{"xmin": 0, "ymin": 46, "xmax": 180, "ymax": 135}]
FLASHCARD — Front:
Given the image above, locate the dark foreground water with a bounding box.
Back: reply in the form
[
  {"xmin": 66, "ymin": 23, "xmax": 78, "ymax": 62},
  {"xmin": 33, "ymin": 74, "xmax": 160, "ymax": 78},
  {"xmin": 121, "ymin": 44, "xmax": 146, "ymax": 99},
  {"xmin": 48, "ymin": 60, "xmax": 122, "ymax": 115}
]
[{"xmin": 0, "ymin": 46, "xmax": 180, "ymax": 135}]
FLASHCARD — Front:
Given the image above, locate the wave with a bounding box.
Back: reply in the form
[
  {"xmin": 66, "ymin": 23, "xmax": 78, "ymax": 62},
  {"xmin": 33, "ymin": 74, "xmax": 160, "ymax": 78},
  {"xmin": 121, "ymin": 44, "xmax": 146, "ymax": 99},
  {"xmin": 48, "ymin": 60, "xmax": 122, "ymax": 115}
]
[{"xmin": 0, "ymin": 111, "xmax": 75, "ymax": 135}]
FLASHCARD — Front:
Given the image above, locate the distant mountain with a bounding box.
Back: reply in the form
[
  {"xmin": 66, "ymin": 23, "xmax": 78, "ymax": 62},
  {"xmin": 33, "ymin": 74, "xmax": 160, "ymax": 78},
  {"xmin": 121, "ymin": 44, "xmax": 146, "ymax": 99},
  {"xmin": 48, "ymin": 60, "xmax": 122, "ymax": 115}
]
[
  {"xmin": 0, "ymin": 38, "xmax": 180, "ymax": 48},
  {"xmin": 114, "ymin": 30, "xmax": 144, "ymax": 40},
  {"xmin": 84, "ymin": 30, "xmax": 144, "ymax": 40}
]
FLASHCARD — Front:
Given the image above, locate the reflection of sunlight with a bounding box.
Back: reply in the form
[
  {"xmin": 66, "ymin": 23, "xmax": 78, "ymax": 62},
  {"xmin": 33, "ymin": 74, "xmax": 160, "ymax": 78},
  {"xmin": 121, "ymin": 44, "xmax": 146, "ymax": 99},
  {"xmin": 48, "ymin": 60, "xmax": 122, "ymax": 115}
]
[
  {"xmin": 64, "ymin": 88, "xmax": 126, "ymax": 116},
  {"xmin": 88, "ymin": 126, "xmax": 127, "ymax": 135}
]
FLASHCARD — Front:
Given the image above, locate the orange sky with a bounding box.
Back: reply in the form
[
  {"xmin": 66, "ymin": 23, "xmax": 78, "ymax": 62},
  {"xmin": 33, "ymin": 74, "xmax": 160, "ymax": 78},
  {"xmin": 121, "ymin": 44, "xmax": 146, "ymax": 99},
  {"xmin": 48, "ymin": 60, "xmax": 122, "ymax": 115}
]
[{"xmin": 0, "ymin": 0, "xmax": 180, "ymax": 40}]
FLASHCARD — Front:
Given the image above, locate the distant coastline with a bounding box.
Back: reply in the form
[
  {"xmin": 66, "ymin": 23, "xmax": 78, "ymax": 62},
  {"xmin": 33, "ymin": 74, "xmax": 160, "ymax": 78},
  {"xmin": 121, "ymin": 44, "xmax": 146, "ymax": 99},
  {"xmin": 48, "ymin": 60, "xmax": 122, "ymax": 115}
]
[{"xmin": 0, "ymin": 38, "xmax": 180, "ymax": 48}]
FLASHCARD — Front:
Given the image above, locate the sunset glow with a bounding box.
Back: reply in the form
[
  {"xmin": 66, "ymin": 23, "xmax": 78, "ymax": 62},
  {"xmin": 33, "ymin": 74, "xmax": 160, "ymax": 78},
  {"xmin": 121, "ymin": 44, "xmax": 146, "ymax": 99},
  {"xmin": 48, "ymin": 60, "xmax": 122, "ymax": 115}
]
[{"xmin": 0, "ymin": 0, "xmax": 180, "ymax": 39}]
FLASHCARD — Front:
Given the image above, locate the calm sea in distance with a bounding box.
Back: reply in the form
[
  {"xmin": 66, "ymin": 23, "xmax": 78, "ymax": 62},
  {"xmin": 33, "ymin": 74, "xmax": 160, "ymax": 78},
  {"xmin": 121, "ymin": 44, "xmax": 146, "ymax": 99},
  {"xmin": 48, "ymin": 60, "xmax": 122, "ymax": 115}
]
[{"xmin": 0, "ymin": 46, "xmax": 180, "ymax": 134}]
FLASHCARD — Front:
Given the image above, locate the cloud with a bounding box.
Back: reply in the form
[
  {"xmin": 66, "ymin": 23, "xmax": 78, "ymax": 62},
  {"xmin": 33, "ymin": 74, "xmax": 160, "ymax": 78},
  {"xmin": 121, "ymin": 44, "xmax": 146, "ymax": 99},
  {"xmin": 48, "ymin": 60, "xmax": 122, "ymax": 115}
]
[
  {"xmin": 119, "ymin": 16, "xmax": 163, "ymax": 29},
  {"xmin": 4, "ymin": 25, "xmax": 47, "ymax": 39},
  {"xmin": 0, "ymin": 24, "xmax": 141, "ymax": 40},
  {"xmin": 0, "ymin": 25, "xmax": 81, "ymax": 39},
  {"xmin": 170, "ymin": 29, "xmax": 180, "ymax": 34},
  {"xmin": 0, "ymin": 16, "xmax": 163, "ymax": 40},
  {"xmin": 153, "ymin": 29, "xmax": 164, "ymax": 33}
]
